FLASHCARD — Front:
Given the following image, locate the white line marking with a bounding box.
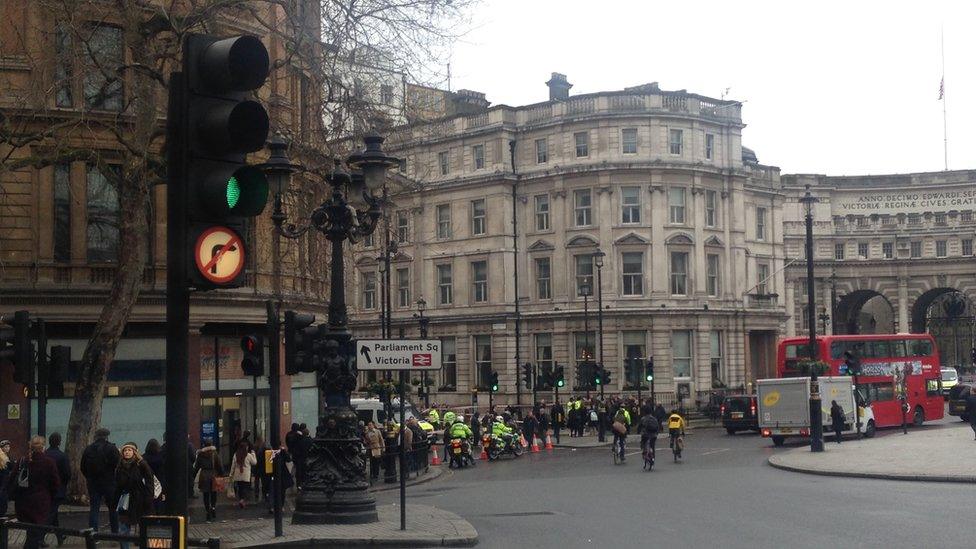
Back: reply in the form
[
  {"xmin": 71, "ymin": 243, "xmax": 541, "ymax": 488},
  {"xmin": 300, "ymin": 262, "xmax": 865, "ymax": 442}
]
[{"xmin": 699, "ymin": 448, "xmax": 731, "ymax": 456}]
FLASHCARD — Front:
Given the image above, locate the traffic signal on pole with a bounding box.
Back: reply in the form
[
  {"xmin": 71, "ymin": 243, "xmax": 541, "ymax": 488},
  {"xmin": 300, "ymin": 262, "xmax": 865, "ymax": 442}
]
[
  {"xmin": 602, "ymin": 366, "xmax": 612, "ymax": 386},
  {"xmin": 522, "ymin": 363, "xmax": 533, "ymax": 389},
  {"xmin": 539, "ymin": 363, "xmax": 554, "ymax": 389},
  {"xmin": 284, "ymin": 311, "xmax": 316, "ymax": 375},
  {"xmin": 48, "ymin": 345, "xmax": 70, "ymax": 398},
  {"xmin": 183, "ymin": 34, "xmax": 271, "ymax": 289},
  {"xmin": 593, "ymin": 364, "xmax": 602, "ymax": 386},
  {"xmin": 490, "ymin": 371, "xmax": 500, "ymax": 392},
  {"xmin": 646, "ymin": 358, "xmax": 655, "ymax": 382},
  {"xmin": 2, "ymin": 311, "xmax": 34, "ymax": 385},
  {"xmin": 555, "ymin": 365, "xmax": 566, "ymax": 388},
  {"xmin": 240, "ymin": 335, "xmax": 264, "ymax": 376}
]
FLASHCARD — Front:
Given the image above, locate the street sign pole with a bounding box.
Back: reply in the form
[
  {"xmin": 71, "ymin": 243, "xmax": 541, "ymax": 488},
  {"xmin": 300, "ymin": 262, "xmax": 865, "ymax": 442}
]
[{"xmin": 399, "ymin": 371, "xmax": 407, "ymax": 531}]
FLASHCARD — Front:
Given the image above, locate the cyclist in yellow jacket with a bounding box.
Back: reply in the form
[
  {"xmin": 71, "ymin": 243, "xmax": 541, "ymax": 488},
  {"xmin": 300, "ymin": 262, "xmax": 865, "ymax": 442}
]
[{"xmin": 667, "ymin": 410, "xmax": 686, "ymax": 449}]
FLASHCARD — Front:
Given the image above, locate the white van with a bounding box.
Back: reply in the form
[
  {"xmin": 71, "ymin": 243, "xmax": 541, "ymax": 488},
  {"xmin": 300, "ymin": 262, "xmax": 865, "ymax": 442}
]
[{"xmin": 351, "ymin": 397, "xmax": 436, "ymax": 439}]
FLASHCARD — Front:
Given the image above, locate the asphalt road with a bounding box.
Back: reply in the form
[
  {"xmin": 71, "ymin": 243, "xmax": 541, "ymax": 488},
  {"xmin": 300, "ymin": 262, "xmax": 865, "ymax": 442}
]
[{"xmin": 377, "ymin": 416, "xmax": 975, "ymax": 549}]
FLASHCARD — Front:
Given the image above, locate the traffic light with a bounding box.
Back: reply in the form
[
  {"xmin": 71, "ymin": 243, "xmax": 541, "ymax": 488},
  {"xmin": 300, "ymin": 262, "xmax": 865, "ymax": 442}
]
[
  {"xmin": 555, "ymin": 365, "xmax": 566, "ymax": 388},
  {"xmin": 1, "ymin": 311, "xmax": 34, "ymax": 385},
  {"xmin": 646, "ymin": 357, "xmax": 655, "ymax": 382},
  {"xmin": 602, "ymin": 367, "xmax": 612, "ymax": 386},
  {"xmin": 971, "ymin": 346, "xmax": 975, "ymax": 366},
  {"xmin": 843, "ymin": 350, "xmax": 861, "ymax": 376},
  {"xmin": 183, "ymin": 34, "xmax": 271, "ymax": 289},
  {"xmin": 490, "ymin": 371, "xmax": 500, "ymax": 392},
  {"xmin": 240, "ymin": 335, "xmax": 264, "ymax": 376},
  {"xmin": 539, "ymin": 363, "xmax": 554, "ymax": 389},
  {"xmin": 521, "ymin": 363, "xmax": 533, "ymax": 389},
  {"xmin": 47, "ymin": 345, "xmax": 70, "ymax": 398},
  {"xmin": 284, "ymin": 311, "xmax": 315, "ymax": 375},
  {"xmin": 592, "ymin": 365, "xmax": 602, "ymax": 386}
]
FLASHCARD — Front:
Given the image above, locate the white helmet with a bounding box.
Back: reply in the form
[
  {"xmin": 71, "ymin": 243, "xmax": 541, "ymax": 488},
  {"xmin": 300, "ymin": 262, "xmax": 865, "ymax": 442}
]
[
  {"xmin": 455, "ymin": 415, "xmax": 464, "ymax": 424},
  {"xmin": 496, "ymin": 416, "xmax": 504, "ymax": 422}
]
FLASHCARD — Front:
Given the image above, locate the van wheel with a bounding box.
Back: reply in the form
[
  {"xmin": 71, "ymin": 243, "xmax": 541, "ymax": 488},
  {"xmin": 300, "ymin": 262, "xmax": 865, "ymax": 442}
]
[
  {"xmin": 961, "ymin": 414, "xmax": 970, "ymax": 423},
  {"xmin": 913, "ymin": 407, "xmax": 924, "ymax": 426},
  {"xmin": 726, "ymin": 428, "xmax": 736, "ymax": 435},
  {"xmin": 864, "ymin": 420, "xmax": 876, "ymax": 438},
  {"xmin": 772, "ymin": 436, "xmax": 785, "ymax": 447}
]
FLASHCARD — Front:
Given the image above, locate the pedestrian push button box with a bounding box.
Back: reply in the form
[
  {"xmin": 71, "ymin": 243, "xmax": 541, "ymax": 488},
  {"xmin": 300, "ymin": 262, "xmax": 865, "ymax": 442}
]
[{"xmin": 140, "ymin": 516, "xmax": 186, "ymax": 549}]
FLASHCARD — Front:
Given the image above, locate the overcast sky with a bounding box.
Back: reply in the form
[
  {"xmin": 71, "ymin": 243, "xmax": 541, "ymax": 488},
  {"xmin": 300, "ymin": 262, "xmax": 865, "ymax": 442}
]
[{"xmin": 446, "ymin": 0, "xmax": 974, "ymax": 176}]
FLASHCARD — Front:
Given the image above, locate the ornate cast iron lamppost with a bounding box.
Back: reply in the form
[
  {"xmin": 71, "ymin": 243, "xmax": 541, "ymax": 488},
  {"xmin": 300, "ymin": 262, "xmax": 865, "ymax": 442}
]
[
  {"xmin": 269, "ymin": 131, "xmax": 398, "ymax": 524},
  {"xmin": 800, "ymin": 185, "xmax": 824, "ymax": 453}
]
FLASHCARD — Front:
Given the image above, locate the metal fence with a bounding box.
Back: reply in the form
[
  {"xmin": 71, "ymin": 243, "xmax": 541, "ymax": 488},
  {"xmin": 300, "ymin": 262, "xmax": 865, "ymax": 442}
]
[{"xmin": 0, "ymin": 519, "xmax": 219, "ymax": 549}]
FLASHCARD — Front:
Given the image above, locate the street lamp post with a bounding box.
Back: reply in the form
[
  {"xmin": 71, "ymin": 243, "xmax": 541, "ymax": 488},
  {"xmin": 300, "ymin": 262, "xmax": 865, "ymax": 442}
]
[
  {"xmin": 593, "ymin": 250, "xmax": 606, "ymax": 399},
  {"xmin": 580, "ymin": 281, "xmax": 592, "ymax": 398},
  {"xmin": 414, "ymin": 298, "xmax": 431, "ymax": 407},
  {"xmin": 818, "ymin": 308, "xmax": 830, "ymax": 336},
  {"xmin": 800, "ymin": 185, "xmax": 824, "ymax": 453},
  {"xmin": 271, "ymin": 131, "xmax": 398, "ymax": 524}
]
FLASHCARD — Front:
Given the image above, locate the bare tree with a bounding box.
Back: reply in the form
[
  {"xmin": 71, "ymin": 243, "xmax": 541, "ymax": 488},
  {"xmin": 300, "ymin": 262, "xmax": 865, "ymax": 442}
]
[{"xmin": 0, "ymin": 0, "xmax": 472, "ymax": 500}]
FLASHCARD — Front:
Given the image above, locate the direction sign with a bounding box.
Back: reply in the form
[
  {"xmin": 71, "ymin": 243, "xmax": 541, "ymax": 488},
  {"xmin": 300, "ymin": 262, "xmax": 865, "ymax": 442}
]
[
  {"xmin": 356, "ymin": 339, "xmax": 442, "ymax": 371},
  {"xmin": 194, "ymin": 226, "xmax": 245, "ymax": 284}
]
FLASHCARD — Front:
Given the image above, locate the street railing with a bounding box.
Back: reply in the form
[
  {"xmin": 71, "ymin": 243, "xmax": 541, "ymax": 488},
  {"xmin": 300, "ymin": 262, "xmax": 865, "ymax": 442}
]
[{"xmin": 0, "ymin": 518, "xmax": 220, "ymax": 549}]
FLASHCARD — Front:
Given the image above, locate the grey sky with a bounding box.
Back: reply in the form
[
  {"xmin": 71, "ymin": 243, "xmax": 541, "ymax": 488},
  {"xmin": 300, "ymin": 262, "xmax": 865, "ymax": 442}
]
[{"xmin": 447, "ymin": 0, "xmax": 974, "ymax": 175}]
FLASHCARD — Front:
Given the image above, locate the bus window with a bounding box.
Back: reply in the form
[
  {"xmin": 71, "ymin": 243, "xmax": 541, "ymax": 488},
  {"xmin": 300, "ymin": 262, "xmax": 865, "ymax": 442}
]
[
  {"xmin": 863, "ymin": 340, "xmax": 891, "ymax": 359},
  {"xmin": 860, "ymin": 382, "xmax": 895, "ymax": 403},
  {"xmin": 830, "ymin": 341, "xmax": 856, "ymax": 360},
  {"xmin": 926, "ymin": 378, "xmax": 941, "ymax": 397},
  {"xmin": 889, "ymin": 339, "xmax": 907, "ymax": 357},
  {"xmin": 786, "ymin": 344, "xmax": 813, "ymax": 359},
  {"xmin": 906, "ymin": 339, "xmax": 933, "ymax": 357}
]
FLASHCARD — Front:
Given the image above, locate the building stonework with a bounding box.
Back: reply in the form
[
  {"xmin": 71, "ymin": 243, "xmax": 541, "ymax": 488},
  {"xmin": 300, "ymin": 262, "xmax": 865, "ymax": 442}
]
[{"xmin": 349, "ymin": 78, "xmax": 789, "ymax": 406}]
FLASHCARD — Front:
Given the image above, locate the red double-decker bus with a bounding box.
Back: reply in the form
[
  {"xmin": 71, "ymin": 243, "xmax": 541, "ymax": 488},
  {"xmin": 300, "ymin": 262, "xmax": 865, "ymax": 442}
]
[{"xmin": 777, "ymin": 333, "xmax": 944, "ymax": 429}]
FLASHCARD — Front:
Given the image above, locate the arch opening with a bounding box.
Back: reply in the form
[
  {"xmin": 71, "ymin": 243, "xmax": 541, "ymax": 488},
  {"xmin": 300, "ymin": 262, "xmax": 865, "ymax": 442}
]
[
  {"xmin": 912, "ymin": 288, "xmax": 975, "ymax": 368},
  {"xmin": 833, "ymin": 290, "xmax": 895, "ymax": 335}
]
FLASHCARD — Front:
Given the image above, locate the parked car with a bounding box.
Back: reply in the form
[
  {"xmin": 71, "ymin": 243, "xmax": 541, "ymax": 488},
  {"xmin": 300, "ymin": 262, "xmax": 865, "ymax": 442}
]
[
  {"xmin": 947, "ymin": 383, "xmax": 973, "ymax": 421},
  {"xmin": 721, "ymin": 394, "xmax": 759, "ymax": 434},
  {"xmin": 941, "ymin": 367, "xmax": 959, "ymax": 398}
]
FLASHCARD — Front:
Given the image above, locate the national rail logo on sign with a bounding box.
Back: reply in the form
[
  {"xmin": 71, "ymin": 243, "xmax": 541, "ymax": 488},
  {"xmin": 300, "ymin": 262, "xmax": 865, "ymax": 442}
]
[{"xmin": 412, "ymin": 353, "xmax": 432, "ymax": 367}]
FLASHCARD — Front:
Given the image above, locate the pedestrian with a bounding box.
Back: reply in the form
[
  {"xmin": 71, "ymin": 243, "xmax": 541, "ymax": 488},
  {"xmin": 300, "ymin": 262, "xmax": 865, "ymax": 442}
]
[
  {"xmin": 288, "ymin": 424, "xmax": 307, "ymax": 488},
  {"xmin": 253, "ymin": 437, "xmax": 269, "ymax": 502},
  {"xmin": 965, "ymin": 392, "xmax": 976, "ymax": 440},
  {"xmin": 537, "ymin": 407, "xmax": 550, "ymax": 444},
  {"xmin": 522, "ymin": 411, "xmax": 538, "ymax": 446},
  {"xmin": 230, "ymin": 440, "xmax": 257, "ymax": 509},
  {"xmin": 268, "ymin": 446, "xmax": 293, "ymax": 514},
  {"xmin": 46, "ymin": 432, "xmax": 71, "ymax": 545},
  {"xmin": 550, "ymin": 400, "xmax": 564, "ymax": 444},
  {"xmin": 143, "ymin": 439, "xmax": 165, "ymax": 513},
  {"xmin": 81, "ymin": 427, "xmax": 120, "ymax": 533},
  {"xmin": 115, "ymin": 442, "xmax": 155, "ymax": 549},
  {"xmin": 402, "ymin": 419, "xmax": 415, "ymax": 473},
  {"xmin": 193, "ymin": 438, "xmax": 222, "ymax": 522},
  {"xmin": 10, "ymin": 436, "xmax": 60, "ymax": 549},
  {"xmin": 470, "ymin": 412, "xmax": 482, "ymax": 448},
  {"xmin": 364, "ymin": 422, "xmax": 384, "ymax": 481},
  {"xmin": 654, "ymin": 403, "xmax": 668, "ymax": 427},
  {"xmin": 830, "ymin": 400, "xmax": 846, "ymax": 444},
  {"xmin": 0, "ymin": 440, "xmax": 11, "ymax": 516}
]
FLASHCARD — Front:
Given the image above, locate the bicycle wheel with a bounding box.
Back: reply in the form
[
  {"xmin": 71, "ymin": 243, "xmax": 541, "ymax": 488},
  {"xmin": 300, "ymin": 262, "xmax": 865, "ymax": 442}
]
[{"xmin": 612, "ymin": 441, "xmax": 620, "ymax": 465}]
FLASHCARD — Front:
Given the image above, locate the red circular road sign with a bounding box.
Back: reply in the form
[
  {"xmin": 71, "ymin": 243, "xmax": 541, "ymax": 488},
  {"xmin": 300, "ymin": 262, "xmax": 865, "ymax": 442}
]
[{"xmin": 194, "ymin": 226, "xmax": 245, "ymax": 284}]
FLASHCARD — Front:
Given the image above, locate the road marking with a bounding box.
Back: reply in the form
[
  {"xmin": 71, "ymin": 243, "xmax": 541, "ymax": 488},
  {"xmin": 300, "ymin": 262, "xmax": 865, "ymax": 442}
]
[{"xmin": 699, "ymin": 448, "xmax": 730, "ymax": 456}]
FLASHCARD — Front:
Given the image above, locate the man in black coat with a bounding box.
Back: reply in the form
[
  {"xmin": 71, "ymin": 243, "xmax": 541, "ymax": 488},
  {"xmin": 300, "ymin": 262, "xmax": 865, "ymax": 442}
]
[
  {"xmin": 522, "ymin": 411, "xmax": 538, "ymax": 447},
  {"xmin": 550, "ymin": 400, "xmax": 565, "ymax": 444},
  {"xmin": 45, "ymin": 432, "xmax": 71, "ymax": 544},
  {"xmin": 80, "ymin": 428, "xmax": 120, "ymax": 533}
]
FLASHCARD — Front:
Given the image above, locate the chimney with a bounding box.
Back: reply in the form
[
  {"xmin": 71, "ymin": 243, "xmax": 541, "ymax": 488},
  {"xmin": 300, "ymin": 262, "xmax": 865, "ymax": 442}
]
[{"xmin": 546, "ymin": 72, "xmax": 572, "ymax": 101}]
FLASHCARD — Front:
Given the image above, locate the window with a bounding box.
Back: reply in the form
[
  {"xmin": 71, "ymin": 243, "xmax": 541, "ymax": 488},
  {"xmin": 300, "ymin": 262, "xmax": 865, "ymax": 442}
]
[
  {"xmin": 86, "ymin": 165, "xmax": 119, "ymax": 262},
  {"xmin": 441, "ymin": 338, "xmax": 457, "ymax": 389},
  {"xmin": 910, "ymin": 241, "xmax": 922, "ymax": 258},
  {"xmin": 882, "ymin": 216, "xmax": 896, "ymax": 226},
  {"xmin": 708, "ymin": 331, "xmax": 725, "ymax": 386},
  {"xmin": 706, "ymin": 253, "xmax": 720, "ymax": 296},
  {"xmin": 963, "ymin": 211, "xmax": 973, "ymax": 223},
  {"xmin": 574, "ymin": 189, "xmax": 592, "ymax": 226},
  {"xmin": 396, "ymin": 268, "xmax": 410, "ymax": 308},
  {"xmin": 574, "ymin": 132, "xmax": 589, "ymax": 157},
  {"xmin": 55, "ymin": 25, "xmax": 73, "ymax": 107},
  {"xmin": 668, "ymin": 187, "xmax": 686, "ymax": 224},
  {"xmin": 438, "ymin": 151, "xmax": 449, "ymax": 175},
  {"xmin": 936, "ymin": 240, "xmax": 947, "ymax": 257},
  {"xmin": 907, "ymin": 214, "xmax": 921, "ymax": 226},
  {"xmin": 621, "ymin": 186, "xmax": 641, "ymax": 224},
  {"xmin": 757, "ymin": 263, "xmax": 770, "ymax": 295},
  {"xmin": 84, "ymin": 25, "xmax": 123, "ymax": 111},
  {"xmin": 670, "ymin": 251, "xmax": 688, "ymax": 295},
  {"xmin": 705, "ymin": 133, "xmax": 714, "ymax": 160},
  {"xmin": 535, "ymin": 138, "xmax": 548, "ymax": 164},
  {"xmin": 379, "ymin": 84, "xmax": 394, "ymax": 105},
  {"xmin": 672, "ymin": 331, "xmax": 692, "ymax": 378},
  {"xmin": 363, "ymin": 232, "xmax": 374, "ymax": 248},
  {"xmin": 705, "ymin": 190, "xmax": 717, "ymax": 227},
  {"xmin": 618, "ymin": 252, "xmax": 644, "ymax": 296},
  {"xmin": 473, "ymin": 144, "xmax": 485, "ymax": 170},
  {"xmin": 856, "ymin": 217, "xmax": 868, "ymax": 227},
  {"xmin": 621, "ymin": 128, "xmax": 638, "ymax": 154},
  {"xmin": 437, "ymin": 264, "xmax": 453, "ymax": 304},
  {"xmin": 471, "ymin": 199, "xmax": 486, "ymax": 235},
  {"xmin": 575, "ymin": 254, "xmax": 594, "ymax": 296},
  {"xmin": 436, "ymin": 204, "xmax": 452, "ymax": 239},
  {"xmin": 575, "ymin": 331, "xmax": 596, "ymax": 366},
  {"xmin": 393, "ymin": 211, "xmax": 409, "ymax": 244},
  {"xmin": 536, "ymin": 334, "xmax": 553, "ymax": 376},
  {"xmin": 362, "ymin": 272, "xmax": 377, "ymax": 309},
  {"xmin": 756, "ymin": 207, "xmax": 767, "ymax": 241},
  {"xmin": 669, "ymin": 129, "xmax": 683, "ymax": 155},
  {"xmin": 964, "ymin": 239, "xmax": 973, "ymax": 256},
  {"xmin": 882, "ymin": 242, "xmax": 894, "ymax": 259},
  {"xmin": 475, "ymin": 335, "xmax": 492, "ymax": 389},
  {"xmin": 54, "ymin": 164, "xmax": 71, "ymax": 262},
  {"xmin": 535, "ymin": 258, "xmax": 552, "ymax": 299},
  {"xmin": 834, "ymin": 243, "xmax": 845, "ymax": 260},
  {"xmin": 534, "ymin": 194, "xmax": 550, "ymax": 231},
  {"xmin": 935, "ymin": 213, "xmax": 947, "ymax": 225},
  {"xmin": 471, "ymin": 260, "xmax": 488, "ymax": 303},
  {"xmin": 858, "ymin": 242, "xmax": 869, "ymax": 258}
]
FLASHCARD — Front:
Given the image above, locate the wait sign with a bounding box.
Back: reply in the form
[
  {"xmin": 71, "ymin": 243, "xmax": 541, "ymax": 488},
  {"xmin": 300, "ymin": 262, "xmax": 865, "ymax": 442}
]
[{"xmin": 356, "ymin": 339, "xmax": 442, "ymax": 371}]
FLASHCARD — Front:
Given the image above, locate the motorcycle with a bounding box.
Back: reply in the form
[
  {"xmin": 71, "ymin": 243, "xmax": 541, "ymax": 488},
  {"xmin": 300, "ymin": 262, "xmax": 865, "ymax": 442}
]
[
  {"xmin": 448, "ymin": 437, "xmax": 474, "ymax": 469},
  {"xmin": 484, "ymin": 432, "xmax": 524, "ymax": 460}
]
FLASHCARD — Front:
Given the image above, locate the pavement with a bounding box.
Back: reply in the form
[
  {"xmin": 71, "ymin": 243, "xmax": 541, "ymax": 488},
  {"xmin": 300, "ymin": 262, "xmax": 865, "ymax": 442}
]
[{"xmin": 768, "ymin": 421, "xmax": 976, "ymax": 482}]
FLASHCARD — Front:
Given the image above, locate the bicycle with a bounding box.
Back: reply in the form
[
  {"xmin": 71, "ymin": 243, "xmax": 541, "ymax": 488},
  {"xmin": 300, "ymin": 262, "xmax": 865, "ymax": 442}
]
[
  {"xmin": 670, "ymin": 433, "xmax": 684, "ymax": 462},
  {"xmin": 642, "ymin": 438, "xmax": 655, "ymax": 471},
  {"xmin": 611, "ymin": 436, "xmax": 626, "ymax": 465}
]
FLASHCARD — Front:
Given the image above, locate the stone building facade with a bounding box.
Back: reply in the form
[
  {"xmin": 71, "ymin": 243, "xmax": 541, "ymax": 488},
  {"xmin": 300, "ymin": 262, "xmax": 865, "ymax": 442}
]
[
  {"xmin": 349, "ymin": 76, "xmax": 788, "ymax": 406},
  {"xmin": 782, "ymin": 170, "xmax": 976, "ymax": 369}
]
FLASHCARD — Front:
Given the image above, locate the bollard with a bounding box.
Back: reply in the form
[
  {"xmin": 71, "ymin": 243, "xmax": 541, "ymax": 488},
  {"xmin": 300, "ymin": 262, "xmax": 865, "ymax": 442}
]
[
  {"xmin": 0, "ymin": 518, "xmax": 9, "ymax": 549},
  {"xmin": 207, "ymin": 536, "xmax": 222, "ymax": 549}
]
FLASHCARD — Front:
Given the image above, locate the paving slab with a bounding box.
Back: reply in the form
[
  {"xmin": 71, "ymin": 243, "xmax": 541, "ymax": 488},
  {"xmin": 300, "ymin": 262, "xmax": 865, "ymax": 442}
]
[{"xmin": 768, "ymin": 422, "xmax": 976, "ymax": 483}]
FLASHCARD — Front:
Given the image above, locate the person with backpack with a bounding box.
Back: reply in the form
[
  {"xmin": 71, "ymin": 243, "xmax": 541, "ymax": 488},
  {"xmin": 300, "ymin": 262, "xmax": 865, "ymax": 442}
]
[
  {"xmin": 611, "ymin": 406, "xmax": 632, "ymax": 461},
  {"xmin": 10, "ymin": 436, "xmax": 60, "ymax": 549},
  {"xmin": 637, "ymin": 406, "xmax": 661, "ymax": 467},
  {"xmin": 81, "ymin": 428, "xmax": 121, "ymax": 533}
]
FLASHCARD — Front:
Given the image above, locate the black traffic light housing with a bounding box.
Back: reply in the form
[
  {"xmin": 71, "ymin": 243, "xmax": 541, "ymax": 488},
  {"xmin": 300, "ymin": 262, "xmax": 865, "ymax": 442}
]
[
  {"xmin": 538, "ymin": 363, "xmax": 554, "ymax": 389},
  {"xmin": 241, "ymin": 335, "xmax": 264, "ymax": 376},
  {"xmin": 48, "ymin": 345, "xmax": 70, "ymax": 398},
  {"xmin": 2, "ymin": 311, "xmax": 34, "ymax": 385},
  {"xmin": 490, "ymin": 371, "xmax": 500, "ymax": 393},
  {"xmin": 555, "ymin": 365, "xmax": 566, "ymax": 388},
  {"xmin": 646, "ymin": 357, "xmax": 655, "ymax": 382},
  {"xmin": 284, "ymin": 311, "xmax": 316, "ymax": 375},
  {"xmin": 521, "ymin": 363, "xmax": 533, "ymax": 389},
  {"xmin": 602, "ymin": 366, "xmax": 612, "ymax": 386},
  {"xmin": 183, "ymin": 34, "xmax": 271, "ymax": 289}
]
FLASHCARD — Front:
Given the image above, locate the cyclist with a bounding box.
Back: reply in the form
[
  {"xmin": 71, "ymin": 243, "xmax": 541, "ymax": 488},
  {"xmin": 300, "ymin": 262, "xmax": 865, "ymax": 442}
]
[
  {"xmin": 611, "ymin": 406, "xmax": 632, "ymax": 461},
  {"xmin": 667, "ymin": 409, "xmax": 686, "ymax": 450},
  {"xmin": 637, "ymin": 406, "xmax": 660, "ymax": 466}
]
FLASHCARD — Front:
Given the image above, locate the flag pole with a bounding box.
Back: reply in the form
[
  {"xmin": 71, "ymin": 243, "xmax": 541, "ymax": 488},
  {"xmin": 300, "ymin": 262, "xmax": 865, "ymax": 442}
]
[{"xmin": 941, "ymin": 26, "xmax": 948, "ymax": 171}]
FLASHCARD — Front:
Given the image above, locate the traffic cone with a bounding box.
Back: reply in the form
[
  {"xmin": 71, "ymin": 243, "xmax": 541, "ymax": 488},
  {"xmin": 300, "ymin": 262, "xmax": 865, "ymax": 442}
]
[
  {"xmin": 519, "ymin": 434, "xmax": 527, "ymax": 447},
  {"xmin": 545, "ymin": 434, "xmax": 554, "ymax": 451},
  {"xmin": 430, "ymin": 443, "xmax": 442, "ymax": 466},
  {"xmin": 530, "ymin": 436, "xmax": 540, "ymax": 453},
  {"xmin": 479, "ymin": 445, "xmax": 488, "ymax": 461}
]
